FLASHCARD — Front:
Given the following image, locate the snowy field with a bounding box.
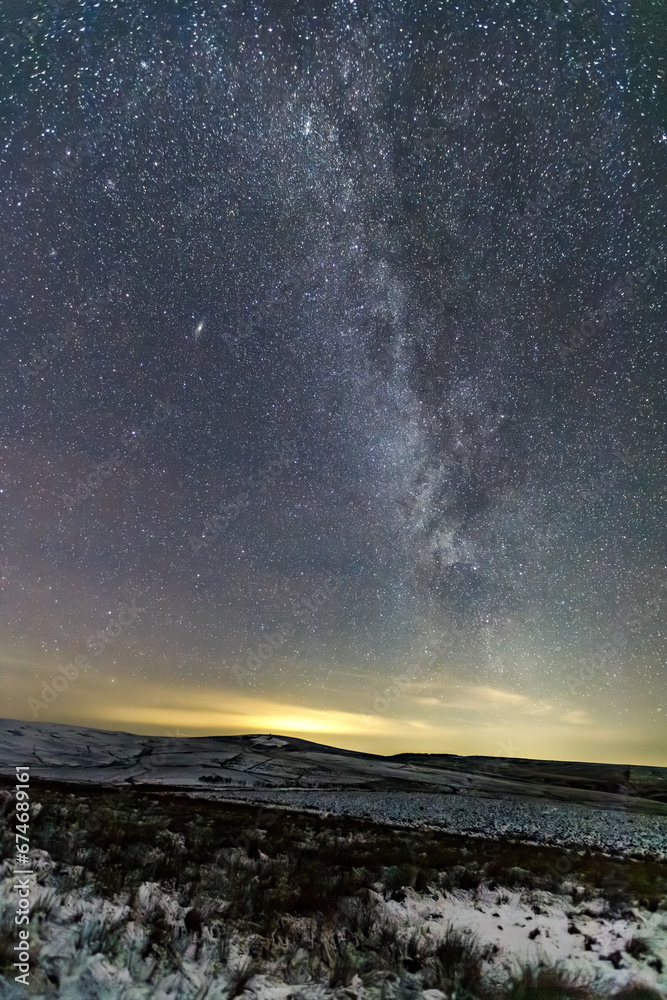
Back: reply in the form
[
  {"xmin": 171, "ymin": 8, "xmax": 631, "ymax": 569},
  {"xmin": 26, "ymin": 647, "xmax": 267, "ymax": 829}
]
[
  {"xmin": 1, "ymin": 720, "xmax": 666, "ymax": 998},
  {"xmin": 0, "ymin": 849, "xmax": 665, "ymax": 1000},
  {"xmin": 1, "ymin": 719, "xmax": 666, "ymax": 862},
  {"xmin": 206, "ymin": 787, "xmax": 667, "ymax": 861}
]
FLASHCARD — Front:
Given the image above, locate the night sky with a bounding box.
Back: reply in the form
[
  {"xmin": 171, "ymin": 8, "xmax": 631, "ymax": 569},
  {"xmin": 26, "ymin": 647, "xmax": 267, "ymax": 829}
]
[{"xmin": 1, "ymin": 0, "xmax": 665, "ymax": 764}]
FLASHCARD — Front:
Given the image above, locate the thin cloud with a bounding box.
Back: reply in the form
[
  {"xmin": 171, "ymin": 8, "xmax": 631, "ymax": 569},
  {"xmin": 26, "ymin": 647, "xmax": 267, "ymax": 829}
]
[{"xmin": 561, "ymin": 709, "xmax": 592, "ymax": 726}]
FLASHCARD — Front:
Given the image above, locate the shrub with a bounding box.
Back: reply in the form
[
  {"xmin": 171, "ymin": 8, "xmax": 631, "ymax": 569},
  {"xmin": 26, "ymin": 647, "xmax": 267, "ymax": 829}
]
[
  {"xmin": 0, "ymin": 910, "xmax": 19, "ymax": 974},
  {"xmin": 75, "ymin": 911, "xmax": 125, "ymax": 961},
  {"xmin": 611, "ymin": 987, "xmax": 664, "ymax": 1000},
  {"xmin": 431, "ymin": 925, "xmax": 484, "ymax": 997},
  {"xmin": 226, "ymin": 957, "xmax": 259, "ymax": 997},
  {"xmin": 505, "ymin": 867, "xmax": 533, "ymax": 889},
  {"xmin": 505, "ymin": 966, "xmax": 596, "ymax": 999},
  {"xmin": 624, "ymin": 936, "xmax": 651, "ymax": 960}
]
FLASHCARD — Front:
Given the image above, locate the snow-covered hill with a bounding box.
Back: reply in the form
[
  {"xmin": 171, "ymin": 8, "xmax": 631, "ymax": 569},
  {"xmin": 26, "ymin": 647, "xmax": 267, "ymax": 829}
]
[{"xmin": 1, "ymin": 718, "xmax": 666, "ymax": 859}]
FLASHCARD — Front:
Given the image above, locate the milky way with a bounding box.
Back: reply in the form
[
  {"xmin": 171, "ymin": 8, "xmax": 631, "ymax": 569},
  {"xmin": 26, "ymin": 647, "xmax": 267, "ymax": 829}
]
[{"xmin": 0, "ymin": 0, "xmax": 665, "ymax": 761}]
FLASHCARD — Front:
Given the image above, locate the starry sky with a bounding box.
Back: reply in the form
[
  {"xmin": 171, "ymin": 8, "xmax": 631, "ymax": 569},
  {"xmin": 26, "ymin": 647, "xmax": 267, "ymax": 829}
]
[{"xmin": 1, "ymin": 0, "xmax": 665, "ymax": 765}]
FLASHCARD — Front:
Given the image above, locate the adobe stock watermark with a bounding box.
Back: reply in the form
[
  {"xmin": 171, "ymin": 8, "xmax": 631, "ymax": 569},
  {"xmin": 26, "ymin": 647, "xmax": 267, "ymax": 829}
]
[
  {"xmin": 484, "ymin": 738, "xmax": 524, "ymax": 777},
  {"xmin": 180, "ymin": 187, "xmax": 218, "ymax": 224},
  {"xmin": 570, "ymin": 611, "xmax": 641, "ymax": 700},
  {"xmin": 17, "ymin": 320, "xmax": 79, "ymax": 384},
  {"xmin": 28, "ymin": 596, "xmax": 145, "ymax": 718},
  {"xmin": 231, "ymin": 574, "xmax": 339, "ymax": 685},
  {"xmin": 0, "ymin": 553, "xmax": 19, "ymax": 591},
  {"xmin": 220, "ymin": 299, "xmax": 296, "ymax": 362},
  {"xmin": 359, "ymin": 629, "xmax": 448, "ymax": 727},
  {"xmin": 188, "ymin": 442, "xmax": 296, "ymax": 556},
  {"xmin": 464, "ymin": 737, "xmax": 524, "ymax": 831},
  {"xmin": 13, "ymin": 766, "xmax": 32, "ymax": 987},
  {"xmin": 216, "ymin": 279, "xmax": 306, "ymax": 363},
  {"xmin": 510, "ymin": 111, "xmax": 617, "ymax": 240},
  {"xmin": 73, "ymin": 266, "xmax": 131, "ymax": 327},
  {"xmin": 218, "ymin": 804, "xmax": 284, "ymax": 857},
  {"xmin": 3, "ymin": 0, "xmax": 68, "ymax": 47},
  {"xmin": 7, "ymin": 41, "xmax": 169, "ymax": 199},
  {"xmin": 218, "ymin": 312, "xmax": 258, "ymax": 362},
  {"xmin": 423, "ymin": 76, "xmax": 495, "ymax": 147},
  {"xmin": 62, "ymin": 400, "xmax": 176, "ymax": 507},
  {"xmin": 18, "ymin": 267, "xmax": 131, "ymax": 386},
  {"xmin": 556, "ymin": 247, "xmax": 662, "ymax": 362}
]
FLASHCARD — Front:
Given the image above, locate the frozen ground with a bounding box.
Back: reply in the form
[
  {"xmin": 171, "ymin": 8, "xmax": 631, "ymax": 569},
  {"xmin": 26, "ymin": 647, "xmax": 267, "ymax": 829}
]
[
  {"xmin": 384, "ymin": 882, "xmax": 667, "ymax": 998},
  {"xmin": 1, "ymin": 719, "xmax": 666, "ymax": 860},
  {"xmin": 1, "ymin": 722, "xmax": 666, "ymax": 999},
  {"xmin": 0, "ymin": 849, "xmax": 665, "ymax": 1000},
  {"xmin": 206, "ymin": 787, "xmax": 667, "ymax": 860}
]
